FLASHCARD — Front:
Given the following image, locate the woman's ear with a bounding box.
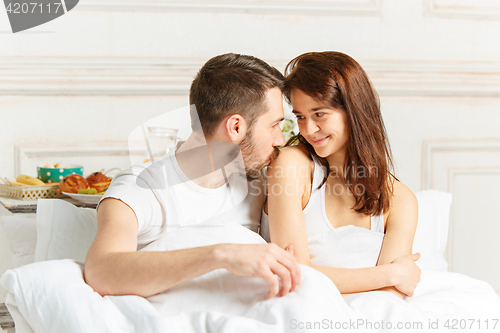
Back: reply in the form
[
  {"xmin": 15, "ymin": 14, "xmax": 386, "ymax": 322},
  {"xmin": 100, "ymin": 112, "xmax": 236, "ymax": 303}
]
[{"xmin": 225, "ymin": 114, "xmax": 248, "ymax": 142}]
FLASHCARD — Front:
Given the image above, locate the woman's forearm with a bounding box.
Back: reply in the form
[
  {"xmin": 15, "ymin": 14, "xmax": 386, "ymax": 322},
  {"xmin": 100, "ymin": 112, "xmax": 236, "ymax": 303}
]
[
  {"xmin": 311, "ymin": 264, "xmax": 397, "ymax": 294},
  {"xmin": 377, "ymin": 286, "xmax": 405, "ymax": 299}
]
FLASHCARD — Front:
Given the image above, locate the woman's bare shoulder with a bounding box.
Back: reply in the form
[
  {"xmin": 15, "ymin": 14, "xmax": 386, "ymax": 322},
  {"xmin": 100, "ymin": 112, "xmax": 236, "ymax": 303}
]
[
  {"xmin": 268, "ymin": 145, "xmax": 314, "ymax": 182},
  {"xmin": 391, "ymin": 180, "xmax": 416, "ymax": 200},
  {"xmin": 272, "ymin": 145, "xmax": 312, "ymax": 167},
  {"xmin": 387, "ymin": 179, "xmax": 418, "ymax": 216}
]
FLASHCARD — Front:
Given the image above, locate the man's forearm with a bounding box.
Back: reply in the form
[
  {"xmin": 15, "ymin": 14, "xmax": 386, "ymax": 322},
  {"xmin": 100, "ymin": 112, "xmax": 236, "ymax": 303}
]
[{"xmin": 84, "ymin": 245, "xmax": 224, "ymax": 298}]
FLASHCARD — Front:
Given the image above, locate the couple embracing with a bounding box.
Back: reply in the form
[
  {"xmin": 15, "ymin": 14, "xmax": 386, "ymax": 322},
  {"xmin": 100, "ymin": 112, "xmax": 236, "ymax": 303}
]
[{"xmin": 84, "ymin": 52, "xmax": 421, "ymax": 303}]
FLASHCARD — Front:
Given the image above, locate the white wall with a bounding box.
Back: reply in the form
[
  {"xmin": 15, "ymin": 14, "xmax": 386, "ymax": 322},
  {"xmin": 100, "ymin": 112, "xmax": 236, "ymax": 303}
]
[{"xmin": 1, "ymin": 0, "xmax": 499, "ymax": 291}]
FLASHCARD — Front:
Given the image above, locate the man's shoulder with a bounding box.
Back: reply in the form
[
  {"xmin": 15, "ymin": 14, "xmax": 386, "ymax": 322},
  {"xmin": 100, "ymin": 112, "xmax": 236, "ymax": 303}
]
[{"xmin": 113, "ymin": 156, "xmax": 175, "ymax": 187}]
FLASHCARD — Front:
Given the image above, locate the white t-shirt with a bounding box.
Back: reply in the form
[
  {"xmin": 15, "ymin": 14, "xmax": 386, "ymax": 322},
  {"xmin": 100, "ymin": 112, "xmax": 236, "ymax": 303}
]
[{"xmin": 101, "ymin": 154, "xmax": 266, "ymax": 246}]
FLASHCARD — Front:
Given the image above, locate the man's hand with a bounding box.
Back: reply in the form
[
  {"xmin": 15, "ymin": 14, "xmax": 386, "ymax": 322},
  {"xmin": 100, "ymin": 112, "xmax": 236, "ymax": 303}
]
[
  {"xmin": 391, "ymin": 253, "xmax": 421, "ymax": 297},
  {"xmin": 214, "ymin": 243, "xmax": 301, "ymax": 299}
]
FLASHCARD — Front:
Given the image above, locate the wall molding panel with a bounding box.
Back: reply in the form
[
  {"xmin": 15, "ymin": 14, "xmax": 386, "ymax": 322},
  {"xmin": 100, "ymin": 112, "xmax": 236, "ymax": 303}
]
[
  {"xmin": 76, "ymin": 0, "xmax": 382, "ymax": 16},
  {"xmin": 425, "ymin": 0, "xmax": 500, "ymax": 20},
  {"xmin": 421, "ymin": 139, "xmax": 500, "ymax": 190},
  {"xmin": 363, "ymin": 60, "xmax": 500, "ymax": 97},
  {"xmin": 0, "ymin": 57, "xmax": 199, "ymax": 96},
  {"xmin": 445, "ymin": 167, "xmax": 500, "ymax": 276},
  {"xmin": 14, "ymin": 145, "xmax": 143, "ymax": 177},
  {"xmin": 2, "ymin": 57, "xmax": 500, "ymax": 96},
  {"xmin": 421, "ymin": 139, "xmax": 500, "ymax": 291}
]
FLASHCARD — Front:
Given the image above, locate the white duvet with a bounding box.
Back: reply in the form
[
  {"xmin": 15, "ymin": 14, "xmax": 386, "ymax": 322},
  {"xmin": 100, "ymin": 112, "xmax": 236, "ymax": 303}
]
[{"xmin": 1, "ymin": 224, "xmax": 499, "ymax": 333}]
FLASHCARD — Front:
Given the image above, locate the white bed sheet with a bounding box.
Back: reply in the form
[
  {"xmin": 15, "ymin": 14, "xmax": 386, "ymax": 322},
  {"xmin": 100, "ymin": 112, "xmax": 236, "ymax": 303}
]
[{"xmin": 1, "ymin": 223, "xmax": 500, "ymax": 333}]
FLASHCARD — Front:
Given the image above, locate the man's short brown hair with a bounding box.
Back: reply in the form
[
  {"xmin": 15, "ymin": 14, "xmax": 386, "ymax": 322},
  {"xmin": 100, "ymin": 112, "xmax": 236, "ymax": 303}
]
[{"xmin": 189, "ymin": 53, "xmax": 285, "ymax": 139}]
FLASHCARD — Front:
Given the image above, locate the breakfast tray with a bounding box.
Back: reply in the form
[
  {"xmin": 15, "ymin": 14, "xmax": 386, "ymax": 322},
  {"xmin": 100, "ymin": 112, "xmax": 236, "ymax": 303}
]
[{"xmin": 0, "ymin": 184, "xmax": 65, "ymax": 200}]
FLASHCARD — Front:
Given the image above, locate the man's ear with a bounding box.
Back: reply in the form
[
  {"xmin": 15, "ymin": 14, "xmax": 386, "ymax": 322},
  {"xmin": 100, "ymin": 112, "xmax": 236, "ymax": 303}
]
[{"xmin": 225, "ymin": 114, "xmax": 247, "ymax": 142}]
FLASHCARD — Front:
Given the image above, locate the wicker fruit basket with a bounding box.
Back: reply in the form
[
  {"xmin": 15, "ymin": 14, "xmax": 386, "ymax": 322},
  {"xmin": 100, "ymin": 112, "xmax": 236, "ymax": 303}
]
[{"xmin": 0, "ymin": 184, "xmax": 65, "ymax": 200}]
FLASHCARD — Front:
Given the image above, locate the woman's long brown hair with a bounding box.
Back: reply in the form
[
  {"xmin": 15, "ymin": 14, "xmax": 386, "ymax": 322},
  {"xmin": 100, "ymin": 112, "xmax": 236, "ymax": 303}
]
[{"xmin": 284, "ymin": 51, "xmax": 396, "ymax": 216}]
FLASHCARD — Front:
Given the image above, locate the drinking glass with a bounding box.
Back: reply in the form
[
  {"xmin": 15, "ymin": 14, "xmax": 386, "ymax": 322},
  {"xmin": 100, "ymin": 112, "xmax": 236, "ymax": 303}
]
[{"xmin": 145, "ymin": 127, "xmax": 178, "ymax": 162}]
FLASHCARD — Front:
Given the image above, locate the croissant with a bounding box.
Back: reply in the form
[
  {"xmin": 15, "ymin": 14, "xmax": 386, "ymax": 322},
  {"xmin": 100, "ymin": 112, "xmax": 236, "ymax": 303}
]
[
  {"xmin": 59, "ymin": 174, "xmax": 89, "ymax": 193},
  {"xmin": 86, "ymin": 172, "xmax": 111, "ymax": 193}
]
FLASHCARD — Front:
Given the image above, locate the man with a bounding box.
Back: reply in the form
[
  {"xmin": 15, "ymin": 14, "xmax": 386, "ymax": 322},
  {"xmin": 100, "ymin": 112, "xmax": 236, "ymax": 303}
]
[{"xmin": 84, "ymin": 53, "xmax": 301, "ymax": 300}]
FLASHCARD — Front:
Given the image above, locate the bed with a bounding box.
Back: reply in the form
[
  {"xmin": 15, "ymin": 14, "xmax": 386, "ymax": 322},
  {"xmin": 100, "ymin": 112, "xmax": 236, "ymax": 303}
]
[{"xmin": 0, "ymin": 190, "xmax": 499, "ymax": 332}]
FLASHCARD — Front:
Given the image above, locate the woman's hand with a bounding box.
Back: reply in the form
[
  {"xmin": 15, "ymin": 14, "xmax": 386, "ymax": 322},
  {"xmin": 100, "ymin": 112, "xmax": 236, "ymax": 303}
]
[{"xmin": 390, "ymin": 253, "xmax": 421, "ymax": 297}]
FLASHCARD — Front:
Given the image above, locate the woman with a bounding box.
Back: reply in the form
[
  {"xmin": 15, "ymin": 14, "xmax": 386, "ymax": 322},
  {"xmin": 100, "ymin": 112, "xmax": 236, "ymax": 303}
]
[{"xmin": 265, "ymin": 51, "xmax": 421, "ymax": 298}]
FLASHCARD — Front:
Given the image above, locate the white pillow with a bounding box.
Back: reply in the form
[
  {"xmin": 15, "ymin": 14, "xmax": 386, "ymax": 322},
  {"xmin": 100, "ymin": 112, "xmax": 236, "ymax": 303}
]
[
  {"xmin": 413, "ymin": 190, "xmax": 452, "ymax": 271},
  {"xmin": 0, "ymin": 215, "xmax": 37, "ymax": 269},
  {"xmin": 0, "ymin": 215, "xmax": 37, "ymax": 303},
  {"xmin": 35, "ymin": 199, "xmax": 97, "ymax": 262}
]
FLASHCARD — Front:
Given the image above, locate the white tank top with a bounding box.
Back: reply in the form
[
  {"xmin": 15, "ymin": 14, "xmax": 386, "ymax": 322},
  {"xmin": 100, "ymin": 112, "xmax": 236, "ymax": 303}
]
[{"xmin": 261, "ymin": 155, "xmax": 385, "ymax": 269}]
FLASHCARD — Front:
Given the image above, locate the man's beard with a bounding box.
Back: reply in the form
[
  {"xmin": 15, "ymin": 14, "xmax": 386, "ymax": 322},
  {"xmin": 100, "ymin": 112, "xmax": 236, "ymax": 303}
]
[{"xmin": 239, "ymin": 129, "xmax": 280, "ymax": 180}]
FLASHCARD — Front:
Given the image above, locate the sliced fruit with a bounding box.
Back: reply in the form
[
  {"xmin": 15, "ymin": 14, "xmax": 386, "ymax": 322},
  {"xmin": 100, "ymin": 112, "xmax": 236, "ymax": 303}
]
[{"xmin": 77, "ymin": 188, "xmax": 98, "ymax": 195}]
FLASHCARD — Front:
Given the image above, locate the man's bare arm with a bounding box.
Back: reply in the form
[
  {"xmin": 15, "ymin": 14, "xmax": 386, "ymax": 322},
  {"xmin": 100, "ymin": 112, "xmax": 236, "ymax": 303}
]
[{"xmin": 84, "ymin": 198, "xmax": 301, "ymax": 298}]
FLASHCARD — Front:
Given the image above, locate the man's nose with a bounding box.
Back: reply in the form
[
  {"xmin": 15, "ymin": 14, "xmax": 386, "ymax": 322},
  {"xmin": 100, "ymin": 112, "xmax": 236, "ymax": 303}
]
[{"xmin": 274, "ymin": 129, "xmax": 285, "ymax": 147}]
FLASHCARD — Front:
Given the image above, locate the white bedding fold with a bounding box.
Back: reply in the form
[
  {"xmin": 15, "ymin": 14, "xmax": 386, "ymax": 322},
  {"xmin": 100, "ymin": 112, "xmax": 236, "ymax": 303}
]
[
  {"xmin": 1, "ymin": 224, "xmax": 499, "ymax": 333},
  {"xmin": 1, "ymin": 260, "xmax": 360, "ymax": 333}
]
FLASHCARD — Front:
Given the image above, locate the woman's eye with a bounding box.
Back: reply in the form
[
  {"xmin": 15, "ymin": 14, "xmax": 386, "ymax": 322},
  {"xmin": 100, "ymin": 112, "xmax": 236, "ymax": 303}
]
[
  {"xmin": 295, "ymin": 115, "xmax": 305, "ymax": 120},
  {"xmin": 315, "ymin": 113, "xmax": 325, "ymax": 117}
]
